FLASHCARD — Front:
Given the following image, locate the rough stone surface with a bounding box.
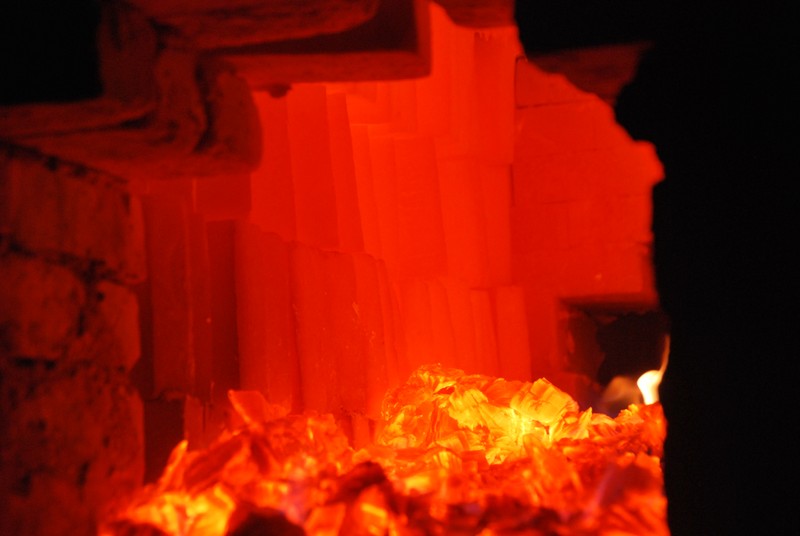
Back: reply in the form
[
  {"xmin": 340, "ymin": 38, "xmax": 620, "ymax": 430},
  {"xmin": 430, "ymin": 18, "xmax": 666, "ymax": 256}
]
[
  {"xmin": 221, "ymin": 0, "xmax": 431, "ymax": 88},
  {"xmin": 528, "ymin": 43, "xmax": 651, "ymax": 105},
  {"xmin": 0, "ymin": 145, "xmax": 146, "ymax": 534},
  {"xmin": 0, "ymin": 254, "xmax": 86, "ymax": 360},
  {"xmin": 67, "ymin": 280, "xmax": 141, "ymax": 372},
  {"xmin": 1, "ymin": 0, "xmax": 261, "ymax": 181},
  {"xmin": 15, "ymin": 48, "xmax": 205, "ymax": 177},
  {"xmin": 11, "ymin": 48, "xmax": 262, "ymax": 180},
  {"xmin": 0, "ymin": 146, "xmax": 146, "ymax": 283},
  {"xmin": 195, "ymin": 60, "xmax": 262, "ymax": 171},
  {"xmin": 0, "ymin": 360, "xmax": 144, "ymax": 536},
  {"xmin": 128, "ymin": 0, "xmax": 380, "ymax": 48},
  {"xmin": 434, "ymin": 0, "xmax": 514, "ymax": 27}
]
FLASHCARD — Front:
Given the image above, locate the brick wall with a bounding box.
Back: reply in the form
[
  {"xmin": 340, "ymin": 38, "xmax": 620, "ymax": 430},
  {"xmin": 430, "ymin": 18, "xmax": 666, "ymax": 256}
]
[
  {"xmin": 0, "ymin": 145, "xmax": 146, "ymax": 535},
  {"xmin": 512, "ymin": 59, "xmax": 663, "ymax": 403}
]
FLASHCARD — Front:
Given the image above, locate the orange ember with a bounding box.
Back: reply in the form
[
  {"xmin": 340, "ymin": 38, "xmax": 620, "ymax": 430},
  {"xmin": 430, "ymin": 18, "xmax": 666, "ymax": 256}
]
[{"xmin": 100, "ymin": 365, "xmax": 666, "ymax": 535}]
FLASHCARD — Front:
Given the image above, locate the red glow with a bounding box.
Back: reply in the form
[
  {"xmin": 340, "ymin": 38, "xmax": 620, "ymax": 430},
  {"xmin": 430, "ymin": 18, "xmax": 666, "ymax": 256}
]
[
  {"xmin": 236, "ymin": 4, "xmax": 663, "ymax": 421},
  {"xmin": 129, "ymin": 4, "xmax": 666, "ymax": 534},
  {"xmin": 101, "ymin": 366, "xmax": 667, "ymax": 535}
]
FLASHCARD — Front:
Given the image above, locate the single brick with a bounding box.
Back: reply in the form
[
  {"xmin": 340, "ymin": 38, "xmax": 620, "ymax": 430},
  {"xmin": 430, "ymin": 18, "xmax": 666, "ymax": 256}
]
[
  {"xmin": 0, "ymin": 254, "xmax": 86, "ymax": 360},
  {"xmin": 0, "ymin": 148, "xmax": 146, "ymax": 283},
  {"xmin": 67, "ymin": 280, "xmax": 141, "ymax": 371}
]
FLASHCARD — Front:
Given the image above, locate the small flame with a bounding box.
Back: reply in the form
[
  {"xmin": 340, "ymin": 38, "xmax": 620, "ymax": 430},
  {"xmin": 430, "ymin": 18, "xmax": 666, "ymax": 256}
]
[{"xmin": 636, "ymin": 334, "xmax": 670, "ymax": 405}]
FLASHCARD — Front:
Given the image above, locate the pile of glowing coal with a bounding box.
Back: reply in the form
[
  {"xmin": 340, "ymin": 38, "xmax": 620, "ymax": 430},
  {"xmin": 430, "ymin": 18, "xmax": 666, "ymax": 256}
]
[{"xmin": 100, "ymin": 364, "xmax": 667, "ymax": 535}]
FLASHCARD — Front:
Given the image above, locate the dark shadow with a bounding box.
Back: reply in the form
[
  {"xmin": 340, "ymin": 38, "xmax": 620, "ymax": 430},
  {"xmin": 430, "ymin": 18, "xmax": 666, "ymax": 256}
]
[{"xmin": 517, "ymin": 2, "xmax": 799, "ymax": 534}]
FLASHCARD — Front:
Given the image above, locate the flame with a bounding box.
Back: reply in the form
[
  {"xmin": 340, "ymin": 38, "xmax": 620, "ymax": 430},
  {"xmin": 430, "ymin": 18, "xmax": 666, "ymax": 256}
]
[
  {"xmin": 637, "ymin": 334, "xmax": 670, "ymax": 405},
  {"xmin": 101, "ymin": 365, "xmax": 667, "ymax": 535}
]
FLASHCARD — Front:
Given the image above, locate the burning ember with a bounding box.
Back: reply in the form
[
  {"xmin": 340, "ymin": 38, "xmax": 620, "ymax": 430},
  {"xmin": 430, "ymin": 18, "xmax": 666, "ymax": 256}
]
[{"xmin": 100, "ymin": 365, "xmax": 667, "ymax": 535}]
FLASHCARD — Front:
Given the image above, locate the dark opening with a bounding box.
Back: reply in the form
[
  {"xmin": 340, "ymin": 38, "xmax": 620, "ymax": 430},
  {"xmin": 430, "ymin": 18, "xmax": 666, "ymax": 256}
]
[
  {"xmin": 566, "ymin": 304, "xmax": 669, "ymax": 414},
  {"xmin": 1, "ymin": 0, "xmax": 102, "ymax": 105}
]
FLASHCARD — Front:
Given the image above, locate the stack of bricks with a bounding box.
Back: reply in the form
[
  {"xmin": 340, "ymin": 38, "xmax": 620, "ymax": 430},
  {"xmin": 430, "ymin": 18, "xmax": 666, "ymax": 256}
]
[
  {"xmin": 512, "ymin": 58, "xmax": 664, "ymax": 400},
  {"xmin": 0, "ymin": 145, "xmax": 146, "ymax": 535},
  {"xmin": 237, "ymin": 5, "xmax": 529, "ymax": 445}
]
